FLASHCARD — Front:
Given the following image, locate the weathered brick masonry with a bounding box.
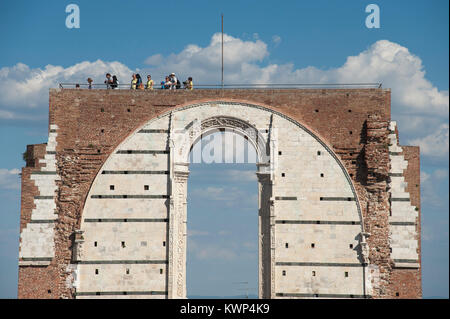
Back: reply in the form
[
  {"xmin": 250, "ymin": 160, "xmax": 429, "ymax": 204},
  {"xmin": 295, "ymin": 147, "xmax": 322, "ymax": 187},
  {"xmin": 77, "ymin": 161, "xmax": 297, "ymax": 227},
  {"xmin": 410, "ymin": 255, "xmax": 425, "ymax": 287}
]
[{"xmin": 18, "ymin": 88, "xmax": 421, "ymax": 298}]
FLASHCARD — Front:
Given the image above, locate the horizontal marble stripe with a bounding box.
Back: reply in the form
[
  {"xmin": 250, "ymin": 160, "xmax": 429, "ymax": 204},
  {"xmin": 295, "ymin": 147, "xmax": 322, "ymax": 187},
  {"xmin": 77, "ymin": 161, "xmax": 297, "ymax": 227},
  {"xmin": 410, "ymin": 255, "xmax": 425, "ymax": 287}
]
[
  {"xmin": 391, "ymin": 198, "xmax": 410, "ymax": 202},
  {"xmin": 84, "ymin": 218, "xmax": 168, "ymax": 223},
  {"xmin": 320, "ymin": 197, "xmax": 355, "ymax": 201},
  {"xmin": 101, "ymin": 170, "xmax": 169, "ymax": 174},
  {"xmin": 276, "ymin": 293, "xmax": 368, "ymax": 298},
  {"xmin": 276, "ymin": 220, "xmax": 360, "ymax": 225},
  {"xmin": 138, "ymin": 129, "xmax": 169, "ymax": 133},
  {"xmin": 389, "ymin": 222, "xmax": 416, "ymax": 226},
  {"xmin": 76, "ymin": 291, "xmax": 167, "ymax": 296},
  {"xmin": 393, "ymin": 259, "xmax": 419, "ymax": 264},
  {"xmin": 78, "ymin": 260, "xmax": 167, "ymax": 264},
  {"xmin": 116, "ymin": 150, "xmax": 169, "ymax": 154},
  {"xmin": 91, "ymin": 195, "xmax": 169, "ymax": 199},
  {"xmin": 21, "ymin": 257, "xmax": 53, "ymax": 262},
  {"xmin": 34, "ymin": 196, "xmax": 54, "ymax": 199},
  {"xmin": 388, "ymin": 173, "xmax": 403, "ymax": 177},
  {"xmin": 276, "ymin": 262, "xmax": 363, "ymax": 267}
]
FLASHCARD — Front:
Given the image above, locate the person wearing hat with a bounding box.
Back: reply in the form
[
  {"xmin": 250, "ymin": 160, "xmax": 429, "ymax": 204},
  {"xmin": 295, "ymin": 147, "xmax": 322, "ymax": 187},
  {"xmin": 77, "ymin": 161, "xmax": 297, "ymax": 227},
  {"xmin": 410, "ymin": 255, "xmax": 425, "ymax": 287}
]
[{"xmin": 169, "ymin": 73, "xmax": 178, "ymax": 90}]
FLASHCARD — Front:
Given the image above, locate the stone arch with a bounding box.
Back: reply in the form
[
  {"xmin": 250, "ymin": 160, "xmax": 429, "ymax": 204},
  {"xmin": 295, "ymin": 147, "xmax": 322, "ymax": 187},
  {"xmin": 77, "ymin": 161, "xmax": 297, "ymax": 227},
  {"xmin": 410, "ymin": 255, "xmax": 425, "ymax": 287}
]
[
  {"xmin": 184, "ymin": 115, "xmax": 270, "ymax": 164},
  {"xmin": 76, "ymin": 100, "xmax": 367, "ymax": 299}
]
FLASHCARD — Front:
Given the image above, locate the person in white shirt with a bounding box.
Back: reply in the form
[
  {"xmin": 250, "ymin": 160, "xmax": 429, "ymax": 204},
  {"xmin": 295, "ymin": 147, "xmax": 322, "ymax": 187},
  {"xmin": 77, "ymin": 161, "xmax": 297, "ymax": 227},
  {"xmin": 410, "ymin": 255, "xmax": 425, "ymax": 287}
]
[
  {"xmin": 169, "ymin": 73, "xmax": 178, "ymax": 90},
  {"xmin": 104, "ymin": 73, "xmax": 113, "ymax": 89}
]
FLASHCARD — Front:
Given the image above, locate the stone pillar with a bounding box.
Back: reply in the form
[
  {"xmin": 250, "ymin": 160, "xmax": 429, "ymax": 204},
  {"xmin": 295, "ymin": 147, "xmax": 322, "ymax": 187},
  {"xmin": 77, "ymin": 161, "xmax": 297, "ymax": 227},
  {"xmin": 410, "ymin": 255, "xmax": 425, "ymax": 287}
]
[
  {"xmin": 363, "ymin": 114, "xmax": 391, "ymax": 297},
  {"xmin": 167, "ymin": 163, "xmax": 189, "ymax": 299},
  {"xmin": 257, "ymin": 172, "xmax": 273, "ymax": 299}
]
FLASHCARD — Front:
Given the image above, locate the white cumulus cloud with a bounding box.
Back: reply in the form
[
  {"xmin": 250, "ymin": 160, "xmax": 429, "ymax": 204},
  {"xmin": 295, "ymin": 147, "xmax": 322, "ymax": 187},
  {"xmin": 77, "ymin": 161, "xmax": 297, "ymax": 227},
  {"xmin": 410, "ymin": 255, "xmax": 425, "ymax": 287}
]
[
  {"xmin": 272, "ymin": 35, "xmax": 282, "ymax": 46},
  {"xmin": 0, "ymin": 34, "xmax": 447, "ymax": 158},
  {"xmin": 0, "ymin": 60, "xmax": 134, "ymax": 119},
  {"xmin": 140, "ymin": 36, "xmax": 448, "ymax": 152},
  {"xmin": 409, "ymin": 124, "xmax": 449, "ymax": 158},
  {"xmin": 0, "ymin": 168, "xmax": 21, "ymax": 190},
  {"xmin": 143, "ymin": 33, "xmax": 268, "ymax": 84},
  {"xmin": 421, "ymin": 169, "xmax": 449, "ymax": 208}
]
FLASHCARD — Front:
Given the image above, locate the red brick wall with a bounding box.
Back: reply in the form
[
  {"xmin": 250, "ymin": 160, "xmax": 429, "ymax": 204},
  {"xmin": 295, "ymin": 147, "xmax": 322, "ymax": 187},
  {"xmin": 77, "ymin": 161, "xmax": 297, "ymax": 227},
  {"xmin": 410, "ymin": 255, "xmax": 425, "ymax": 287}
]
[
  {"xmin": 18, "ymin": 88, "xmax": 421, "ymax": 299},
  {"xmin": 19, "ymin": 144, "xmax": 47, "ymax": 234}
]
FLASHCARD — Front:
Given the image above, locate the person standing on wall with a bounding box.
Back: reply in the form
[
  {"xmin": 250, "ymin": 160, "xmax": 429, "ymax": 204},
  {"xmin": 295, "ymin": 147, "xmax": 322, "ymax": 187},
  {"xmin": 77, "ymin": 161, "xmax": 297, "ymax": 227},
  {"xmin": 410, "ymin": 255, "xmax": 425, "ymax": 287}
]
[
  {"xmin": 136, "ymin": 74, "xmax": 144, "ymax": 90},
  {"xmin": 169, "ymin": 73, "xmax": 178, "ymax": 90},
  {"xmin": 146, "ymin": 75, "xmax": 154, "ymax": 90},
  {"xmin": 131, "ymin": 74, "xmax": 137, "ymax": 90},
  {"xmin": 111, "ymin": 75, "xmax": 119, "ymax": 89},
  {"xmin": 104, "ymin": 73, "xmax": 113, "ymax": 89},
  {"xmin": 164, "ymin": 76, "xmax": 171, "ymax": 89}
]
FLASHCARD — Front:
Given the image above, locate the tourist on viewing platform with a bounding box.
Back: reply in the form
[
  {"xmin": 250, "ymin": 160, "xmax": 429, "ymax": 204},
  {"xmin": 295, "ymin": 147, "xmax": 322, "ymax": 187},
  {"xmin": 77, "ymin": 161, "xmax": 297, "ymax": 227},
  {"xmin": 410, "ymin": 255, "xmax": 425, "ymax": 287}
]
[
  {"xmin": 111, "ymin": 75, "xmax": 119, "ymax": 89},
  {"xmin": 164, "ymin": 76, "xmax": 171, "ymax": 89},
  {"xmin": 131, "ymin": 74, "xmax": 137, "ymax": 89},
  {"xmin": 136, "ymin": 74, "xmax": 144, "ymax": 90},
  {"xmin": 187, "ymin": 77, "xmax": 193, "ymax": 90},
  {"xmin": 146, "ymin": 75, "xmax": 154, "ymax": 90},
  {"xmin": 104, "ymin": 73, "xmax": 113, "ymax": 89},
  {"xmin": 87, "ymin": 78, "xmax": 93, "ymax": 89},
  {"xmin": 169, "ymin": 73, "xmax": 180, "ymax": 90}
]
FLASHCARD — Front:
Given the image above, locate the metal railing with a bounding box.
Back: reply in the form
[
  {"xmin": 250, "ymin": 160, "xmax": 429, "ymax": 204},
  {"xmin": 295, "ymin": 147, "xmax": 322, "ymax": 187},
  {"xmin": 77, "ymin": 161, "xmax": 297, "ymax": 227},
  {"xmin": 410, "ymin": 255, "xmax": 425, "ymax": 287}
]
[{"xmin": 58, "ymin": 83, "xmax": 383, "ymax": 89}]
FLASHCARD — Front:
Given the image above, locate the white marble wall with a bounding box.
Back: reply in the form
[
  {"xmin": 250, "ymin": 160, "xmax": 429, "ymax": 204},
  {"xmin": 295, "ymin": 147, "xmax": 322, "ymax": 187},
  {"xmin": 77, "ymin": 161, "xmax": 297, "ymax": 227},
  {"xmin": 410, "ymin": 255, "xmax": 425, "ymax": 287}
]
[
  {"xmin": 19, "ymin": 125, "xmax": 60, "ymax": 265},
  {"xmin": 388, "ymin": 121, "xmax": 419, "ymax": 268},
  {"xmin": 77, "ymin": 102, "xmax": 365, "ymax": 298}
]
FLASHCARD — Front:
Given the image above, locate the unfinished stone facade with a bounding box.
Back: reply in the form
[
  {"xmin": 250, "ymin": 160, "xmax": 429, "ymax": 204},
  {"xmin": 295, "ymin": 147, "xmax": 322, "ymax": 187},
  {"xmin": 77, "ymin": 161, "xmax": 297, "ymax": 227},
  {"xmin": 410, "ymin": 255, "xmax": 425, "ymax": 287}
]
[{"xmin": 18, "ymin": 88, "xmax": 421, "ymax": 298}]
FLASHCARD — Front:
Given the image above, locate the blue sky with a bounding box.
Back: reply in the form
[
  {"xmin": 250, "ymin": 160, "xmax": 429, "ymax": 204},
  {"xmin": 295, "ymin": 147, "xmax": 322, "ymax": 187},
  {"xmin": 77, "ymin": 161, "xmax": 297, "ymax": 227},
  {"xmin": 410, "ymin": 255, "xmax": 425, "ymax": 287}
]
[{"xmin": 0, "ymin": 0, "xmax": 448, "ymax": 298}]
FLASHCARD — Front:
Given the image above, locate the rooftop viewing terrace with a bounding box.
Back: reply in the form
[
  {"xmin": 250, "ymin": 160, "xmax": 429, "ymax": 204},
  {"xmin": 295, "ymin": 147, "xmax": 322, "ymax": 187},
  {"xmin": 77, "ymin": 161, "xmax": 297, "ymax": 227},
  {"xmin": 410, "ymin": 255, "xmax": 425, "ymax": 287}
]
[{"xmin": 59, "ymin": 83, "xmax": 383, "ymax": 90}]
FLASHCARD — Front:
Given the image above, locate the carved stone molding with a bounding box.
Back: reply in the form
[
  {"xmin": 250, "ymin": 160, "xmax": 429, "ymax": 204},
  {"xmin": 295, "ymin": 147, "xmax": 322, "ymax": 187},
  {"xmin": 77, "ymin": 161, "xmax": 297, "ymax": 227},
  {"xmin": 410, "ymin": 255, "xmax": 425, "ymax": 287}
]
[
  {"xmin": 168, "ymin": 169, "xmax": 189, "ymax": 299},
  {"xmin": 72, "ymin": 230, "xmax": 84, "ymax": 263}
]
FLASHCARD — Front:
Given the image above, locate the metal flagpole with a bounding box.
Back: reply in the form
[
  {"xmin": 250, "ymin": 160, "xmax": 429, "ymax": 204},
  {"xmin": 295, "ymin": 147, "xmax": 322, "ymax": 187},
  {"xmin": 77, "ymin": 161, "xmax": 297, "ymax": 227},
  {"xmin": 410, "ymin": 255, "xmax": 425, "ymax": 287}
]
[{"xmin": 221, "ymin": 13, "xmax": 224, "ymax": 89}]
